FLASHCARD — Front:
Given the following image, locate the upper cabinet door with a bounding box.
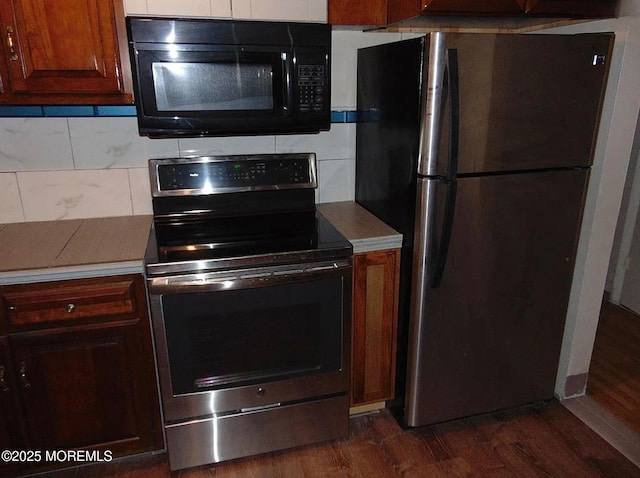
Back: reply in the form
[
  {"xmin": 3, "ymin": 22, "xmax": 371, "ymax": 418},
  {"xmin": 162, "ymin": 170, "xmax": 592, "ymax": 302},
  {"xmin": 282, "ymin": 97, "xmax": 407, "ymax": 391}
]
[
  {"xmin": 524, "ymin": 0, "xmax": 618, "ymax": 17},
  {"xmin": 329, "ymin": 0, "xmax": 388, "ymax": 25},
  {"xmin": 0, "ymin": 0, "xmax": 132, "ymax": 104},
  {"xmin": 388, "ymin": 0, "xmax": 527, "ymax": 23}
]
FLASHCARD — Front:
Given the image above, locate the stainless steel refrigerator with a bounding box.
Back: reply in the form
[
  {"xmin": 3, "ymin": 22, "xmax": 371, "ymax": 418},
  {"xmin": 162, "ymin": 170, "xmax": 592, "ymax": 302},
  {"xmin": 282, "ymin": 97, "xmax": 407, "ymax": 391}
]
[{"xmin": 355, "ymin": 32, "xmax": 613, "ymax": 427}]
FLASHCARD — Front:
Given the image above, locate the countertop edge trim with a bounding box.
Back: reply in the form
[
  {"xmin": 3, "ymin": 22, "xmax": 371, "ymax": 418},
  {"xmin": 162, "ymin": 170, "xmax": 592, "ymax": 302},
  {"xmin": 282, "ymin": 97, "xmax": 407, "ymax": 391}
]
[
  {"xmin": 0, "ymin": 261, "xmax": 144, "ymax": 285},
  {"xmin": 351, "ymin": 235, "xmax": 403, "ymax": 254}
]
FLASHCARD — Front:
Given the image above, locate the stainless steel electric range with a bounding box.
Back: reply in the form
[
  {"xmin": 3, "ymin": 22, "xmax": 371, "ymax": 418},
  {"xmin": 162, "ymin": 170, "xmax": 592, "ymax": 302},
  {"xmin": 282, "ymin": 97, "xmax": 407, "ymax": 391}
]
[{"xmin": 143, "ymin": 153, "xmax": 352, "ymax": 471}]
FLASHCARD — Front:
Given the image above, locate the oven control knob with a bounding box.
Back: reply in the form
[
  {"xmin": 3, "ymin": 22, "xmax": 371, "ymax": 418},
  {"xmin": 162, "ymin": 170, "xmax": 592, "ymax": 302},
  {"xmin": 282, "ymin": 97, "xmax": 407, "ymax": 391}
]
[{"xmin": 257, "ymin": 387, "xmax": 266, "ymax": 397}]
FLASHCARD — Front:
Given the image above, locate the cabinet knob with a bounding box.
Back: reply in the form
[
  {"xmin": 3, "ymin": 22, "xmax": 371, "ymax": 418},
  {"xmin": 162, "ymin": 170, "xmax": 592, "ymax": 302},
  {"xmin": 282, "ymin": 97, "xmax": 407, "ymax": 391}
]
[
  {"xmin": 8, "ymin": 305, "xmax": 17, "ymax": 312},
  {"xmin": 0, "ymin": 366, "xmax": 9, "ymax": 393},
  {"xmin": 67, "ymin": 303, "xmax": 76, "ymax": 313},
  {"xmin": 19, "ymin": 362, "xmax": 30, "ymax": 389},
  {"xmin": 6, "ymin": 26, "xmax": 18, "ymax": 61}
]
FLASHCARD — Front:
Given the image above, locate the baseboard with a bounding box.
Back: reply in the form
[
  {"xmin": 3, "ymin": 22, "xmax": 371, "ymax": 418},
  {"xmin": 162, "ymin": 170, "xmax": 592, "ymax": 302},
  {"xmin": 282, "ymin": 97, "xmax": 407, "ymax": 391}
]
[{"xmin": 561, "ymin": 395, "xmax": 640, "ymax": 468}]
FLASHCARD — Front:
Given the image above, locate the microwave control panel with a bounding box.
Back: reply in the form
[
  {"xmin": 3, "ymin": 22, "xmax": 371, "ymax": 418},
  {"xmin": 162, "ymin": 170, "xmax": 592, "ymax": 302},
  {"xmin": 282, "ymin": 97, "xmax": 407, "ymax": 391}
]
[{"xmin": 297, "ymin": 65, "xmax": 325, "ymax": 113}]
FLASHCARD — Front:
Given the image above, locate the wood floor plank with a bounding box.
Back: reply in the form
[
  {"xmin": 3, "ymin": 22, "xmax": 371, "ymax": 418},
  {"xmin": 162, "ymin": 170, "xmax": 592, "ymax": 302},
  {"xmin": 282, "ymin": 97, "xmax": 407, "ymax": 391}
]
[{"xmin": 588, "ymin": 301, "xmax": 640, "ymax": 434}]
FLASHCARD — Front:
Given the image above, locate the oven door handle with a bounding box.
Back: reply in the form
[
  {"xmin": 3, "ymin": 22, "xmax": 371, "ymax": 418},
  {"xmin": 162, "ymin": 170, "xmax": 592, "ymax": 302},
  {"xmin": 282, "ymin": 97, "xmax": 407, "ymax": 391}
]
[{"xmin": 147, "ymin": 260, "xmax": 352, "ymax": 293}]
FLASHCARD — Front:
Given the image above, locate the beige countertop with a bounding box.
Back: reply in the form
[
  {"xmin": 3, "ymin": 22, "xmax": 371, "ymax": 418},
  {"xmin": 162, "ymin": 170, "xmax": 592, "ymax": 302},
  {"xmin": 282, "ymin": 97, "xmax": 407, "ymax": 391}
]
[
  {"xmin": 318, "ymin": 201, "xmax": 402, "ymax": 253},
  {"xmin": 0, "ymin": 203, "xmax": 400, "ymax": 284},
  {"xmin": 0, "ymin": 216, "xmax": 152, "ymax": 284}
]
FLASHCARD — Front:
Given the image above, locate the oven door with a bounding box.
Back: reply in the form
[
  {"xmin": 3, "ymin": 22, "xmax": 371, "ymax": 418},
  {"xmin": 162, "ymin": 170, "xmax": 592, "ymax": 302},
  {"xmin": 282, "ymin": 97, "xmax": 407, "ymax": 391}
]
[{"xmin": 147, "ymin": 260, "xmax": 351, "ymax": 422}]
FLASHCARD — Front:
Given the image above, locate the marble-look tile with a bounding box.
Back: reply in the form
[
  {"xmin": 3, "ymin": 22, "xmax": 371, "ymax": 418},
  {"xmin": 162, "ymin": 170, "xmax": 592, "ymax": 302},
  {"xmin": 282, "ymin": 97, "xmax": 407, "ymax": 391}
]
[
  {"xmin": 70, "ymin": 117, "xmax": 150, "ymax": 169},
  {"xmin": 18, "ymin": 170, "xmax": 133, "ymax": 221},
  {"xmin": 0, "ymin": 118, "xmax": 74, "ymax": 172},
  {"xmin": 317, "ymin": 158, "xmax": 355, "ymax": 203},
  {"xmin": 331, "ymin": 30, "xmax": 402, "ymax": 109},
  {"xmin": 275, "ymin": 124, "xmax": 355, "ymax": 160},
  {"xmin": 147, "ymin": 0, "xmax": 211, "ymax": 16},
  {"xmin": 211, "ymin": 0, "xmax": 232, "ymax": 17},
  {"xmin": 0, "ymin": 173, "xmax": 24, "ymax": 223},
  {"xmin": 128, "ymin": 168, "xmax": 153, "ymax": 215},
  {"xmin": 231, "ymin": 0, "xmax": 251, "ymax": 18},
  {"xmin": 178, "ymin": 135, "xmax": 276, "ymax": 157},
  {"xmin": 146, "ymin": 136, "xmax": 180, "ymax": 159},
  {"xmin": 249, "ymin": 0, "xmax": 309, "ymax": 21},
  {"xmin": 123, "ymin": 0, "xmax": 148, "ymax": 14},
  {"xmin": 308, "ymin": 0, "xmax": 327, "ymax": 22}
]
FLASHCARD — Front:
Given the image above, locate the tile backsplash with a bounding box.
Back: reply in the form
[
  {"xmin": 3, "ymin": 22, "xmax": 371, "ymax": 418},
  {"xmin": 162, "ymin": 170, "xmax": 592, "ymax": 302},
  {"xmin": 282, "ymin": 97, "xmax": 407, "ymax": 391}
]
[
  {"xmin": 0, "ymin": 30, "xmax": 402, "ymax": 224},
  {"xmin": 0, "ymin": 117, "xmax": 356, "ymax": 222}
]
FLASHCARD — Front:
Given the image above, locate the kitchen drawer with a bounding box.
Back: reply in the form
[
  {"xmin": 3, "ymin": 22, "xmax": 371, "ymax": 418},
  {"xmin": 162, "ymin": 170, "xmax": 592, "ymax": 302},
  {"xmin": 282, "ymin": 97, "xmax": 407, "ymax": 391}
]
[{"xmin": 1, "ymin": 276, "xmax": 139, "ymax": 330}]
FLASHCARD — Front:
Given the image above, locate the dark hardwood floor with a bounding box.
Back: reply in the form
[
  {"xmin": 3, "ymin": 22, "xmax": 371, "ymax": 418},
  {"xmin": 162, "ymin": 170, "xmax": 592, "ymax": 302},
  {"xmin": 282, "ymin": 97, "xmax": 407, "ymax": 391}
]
[
  {"xmin": 588, "ymin": 301, "xmax": 640, "ymax": 434},
  {"xmin": 44, "ymin": 401, "xmax": 639, "ymax": 478}
]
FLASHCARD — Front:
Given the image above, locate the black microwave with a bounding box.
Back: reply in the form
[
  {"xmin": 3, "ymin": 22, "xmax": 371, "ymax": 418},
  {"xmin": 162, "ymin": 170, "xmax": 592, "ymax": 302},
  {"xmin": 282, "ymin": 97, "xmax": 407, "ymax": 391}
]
[{"xmin": 126, "ymin": 17, "xmax": 331, "ymax": 138}]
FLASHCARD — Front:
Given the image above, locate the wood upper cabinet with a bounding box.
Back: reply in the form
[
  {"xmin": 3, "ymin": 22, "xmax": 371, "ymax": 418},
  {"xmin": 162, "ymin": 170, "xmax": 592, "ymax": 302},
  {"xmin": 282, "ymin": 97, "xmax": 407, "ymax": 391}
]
[
  {"xmin": 523, "ymin": 0, "xmax": 618, "ymax": 16},
  {"xmin": 329, "ymin": 0, "xmax": 388, "ymax": 26},
  {"xmin": 387, "ymin": 0, "xmax": 526, "ymax": 23},
  {"xmin": 0, "ymin": 0, "xmax": 132, "ymax": 104},
  {"xmin": 0, "ymin": 274, "xmax": 162, "ymax": 476},
  {"xmin": 330, "ymin": 0, "xmax": 617, "ymax": 26},
  {"xmin": 351, "ymin": 249, "xmax": 400, "ymax": 406}
]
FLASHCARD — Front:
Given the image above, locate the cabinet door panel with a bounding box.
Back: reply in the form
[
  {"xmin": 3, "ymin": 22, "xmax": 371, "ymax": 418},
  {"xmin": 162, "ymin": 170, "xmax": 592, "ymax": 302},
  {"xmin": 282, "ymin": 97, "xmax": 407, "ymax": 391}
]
[
  {"xmin": 0, "ymin": 0, "xmax": 131, "ymax": 103},
  {"xmin": 388, "ymin": 0, "xmax": 527, "ymax": 23},
  {"xmin": 0, "ymin": 338, "xmax": 28, "ymax": 477},
  {"xmin": 328, "ymin": 0, "xmax": 388, "ymax": 25},
  {"xmin": 422, "ymin": 0, "xmax": 526, "ymax": 14},
  {"xmin": 10, "ymin": 323, "xmax": 160, "ymax": 456},
  {"xmin": 525, "ymin": 0, "xmax": 617, "ymax": 16},
  {"xmin": 351, "ymin": 250, "xmax": 400, "ymax": 406},
  {"xmin": 0, "ymin": 338, "xmax": 26, "ymax": 449}
]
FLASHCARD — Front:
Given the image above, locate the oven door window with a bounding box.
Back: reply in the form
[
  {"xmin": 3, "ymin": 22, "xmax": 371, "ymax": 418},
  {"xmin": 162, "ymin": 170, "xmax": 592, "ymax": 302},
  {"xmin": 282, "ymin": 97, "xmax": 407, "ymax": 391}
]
[
  {"xmin": 162, "ymin": 276, "xmax": 344, "ymax": 395},
  {"xmin": 137, "ymin": 49, "xmax": 286, "ymax": 117}
]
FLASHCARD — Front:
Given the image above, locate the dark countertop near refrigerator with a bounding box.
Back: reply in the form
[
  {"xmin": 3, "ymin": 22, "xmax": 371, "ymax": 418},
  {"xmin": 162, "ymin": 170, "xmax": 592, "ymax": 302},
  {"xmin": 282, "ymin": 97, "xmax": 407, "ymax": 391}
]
[{"xmin": 0, "ymin": 203, "xmax": 401, "ymax": 284}]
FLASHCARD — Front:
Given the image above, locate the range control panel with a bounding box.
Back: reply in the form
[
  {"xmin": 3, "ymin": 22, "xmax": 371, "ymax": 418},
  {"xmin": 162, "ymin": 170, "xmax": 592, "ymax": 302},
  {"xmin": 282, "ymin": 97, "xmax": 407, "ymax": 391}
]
[{"xmin": 152, "ymin": 154, "xmax": 317, "ymax": 196}]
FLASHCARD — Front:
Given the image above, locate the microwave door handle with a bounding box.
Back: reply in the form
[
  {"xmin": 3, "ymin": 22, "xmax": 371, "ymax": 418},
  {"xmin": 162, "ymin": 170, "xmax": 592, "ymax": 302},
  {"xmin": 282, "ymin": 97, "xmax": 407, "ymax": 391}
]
[{"xmin": 282, "ymin": 52, "xmax": 293, "ymax": 114}]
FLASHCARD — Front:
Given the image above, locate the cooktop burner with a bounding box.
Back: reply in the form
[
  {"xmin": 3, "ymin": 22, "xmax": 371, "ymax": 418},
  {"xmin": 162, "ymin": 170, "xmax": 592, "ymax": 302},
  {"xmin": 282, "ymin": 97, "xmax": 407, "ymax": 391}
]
[{"xmin": 144, "ymin": 154, "xmax": 352, "ymax": 276}]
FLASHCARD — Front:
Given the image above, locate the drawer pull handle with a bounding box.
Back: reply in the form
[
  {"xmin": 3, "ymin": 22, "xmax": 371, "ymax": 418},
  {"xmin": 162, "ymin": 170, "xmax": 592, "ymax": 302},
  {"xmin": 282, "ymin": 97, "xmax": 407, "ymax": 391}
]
[
  {"xmin": 8, "ymin": 305, "xmax": 17, "ymax": 312},
  {"xmin": 0, "ymin": 366, "xmax": 9, "ymax": 393},
  {"xmin": 67, "ymin": 303, "xmax": 76, "ymax": 313},
  {"xmin": 6, "ymin": 26, "xmax": 18, "ymax": 61},
  {"xmin": 19, "ymin": 362, "xmax": 30, "ymax": 389}
]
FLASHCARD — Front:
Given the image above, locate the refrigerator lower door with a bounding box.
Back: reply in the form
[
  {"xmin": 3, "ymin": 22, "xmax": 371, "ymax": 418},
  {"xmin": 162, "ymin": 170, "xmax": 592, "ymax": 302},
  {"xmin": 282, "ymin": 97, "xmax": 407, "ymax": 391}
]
[{"xmin": 404, "ymin": 168, "xmax": 589, "ymax": 427}]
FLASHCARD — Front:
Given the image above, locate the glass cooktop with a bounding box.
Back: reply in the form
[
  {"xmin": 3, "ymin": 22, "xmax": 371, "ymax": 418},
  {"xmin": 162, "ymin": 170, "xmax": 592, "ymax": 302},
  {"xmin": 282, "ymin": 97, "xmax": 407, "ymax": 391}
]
[{"xmin": 145, "ymin": 211, "xmax": 352, "ymax": 276}]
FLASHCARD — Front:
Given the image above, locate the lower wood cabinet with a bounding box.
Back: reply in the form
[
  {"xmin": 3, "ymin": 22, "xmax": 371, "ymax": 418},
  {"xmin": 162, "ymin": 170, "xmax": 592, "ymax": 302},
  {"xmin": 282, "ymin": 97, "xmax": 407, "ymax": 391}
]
[
  {"xmin": 351, "ymin": 249, "xmax": 400, "ymax": 407},
  {"xmin": 0, "ymin": 274, "xmax": 162, "ymax": 477}
]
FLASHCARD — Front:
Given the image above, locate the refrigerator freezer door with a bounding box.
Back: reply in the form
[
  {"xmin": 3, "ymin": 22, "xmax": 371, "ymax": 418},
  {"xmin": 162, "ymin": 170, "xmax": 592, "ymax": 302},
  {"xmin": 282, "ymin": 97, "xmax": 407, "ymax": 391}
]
[
  {"xmin": 404, "ymin": 168, "xmax": 589, "ymax": 427},
  {"xmin": 448, "ymin": 32, "xmax": 613, "ymax": 173}
]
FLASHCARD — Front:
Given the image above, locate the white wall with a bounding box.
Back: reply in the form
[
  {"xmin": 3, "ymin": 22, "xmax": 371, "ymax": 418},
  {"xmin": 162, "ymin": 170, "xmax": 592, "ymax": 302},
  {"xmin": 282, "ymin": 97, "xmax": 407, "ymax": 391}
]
[{"xmin": 544, "ymin": 13, "xmax": 640, "ymax": 398}]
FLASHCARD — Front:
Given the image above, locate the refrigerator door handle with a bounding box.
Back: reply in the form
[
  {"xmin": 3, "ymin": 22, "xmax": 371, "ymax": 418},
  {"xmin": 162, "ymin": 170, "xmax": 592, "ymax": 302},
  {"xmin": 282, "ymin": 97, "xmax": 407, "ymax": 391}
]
[
  {"xmin": 417, "ymin": 32, "xmax": 446, "ymax": 177},
  {"xmin": 430, "ymin": 180, "xmax": 457, "ymax": 288},
  {"xmin": 445, "ymin": 48, "xmax": 460, "ymax": 181},
  {"xmin": 417, "ymin": 33, "xmax": 460, "ymax": 178},
  {"xmin": 429, "ymin": 49, "xmax": 459, "ymax": 287}
]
